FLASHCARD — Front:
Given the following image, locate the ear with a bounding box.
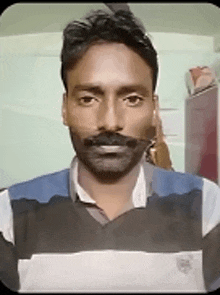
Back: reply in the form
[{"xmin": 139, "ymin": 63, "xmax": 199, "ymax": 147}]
[{"xmin": 62, "ymin": 93, "xmax": 69, "ymax": 126}]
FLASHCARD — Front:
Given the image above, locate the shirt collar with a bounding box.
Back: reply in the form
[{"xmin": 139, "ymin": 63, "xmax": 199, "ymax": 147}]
[{"xmin": 69, "ymin": 156, "xmax": 154, "ymax": 208}]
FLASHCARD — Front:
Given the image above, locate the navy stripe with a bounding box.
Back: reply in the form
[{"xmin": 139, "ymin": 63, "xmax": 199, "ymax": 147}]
[
  {"xmin": 152, "ymin": 168, "xmax": 203, "ymax": 197},
  {"xmin": 9, "ymin": 169, "xmax": 70, "ymax": 203}
]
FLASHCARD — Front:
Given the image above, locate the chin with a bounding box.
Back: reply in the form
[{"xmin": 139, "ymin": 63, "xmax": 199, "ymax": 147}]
[{"xmin": 78, "ymin": 152, "xmax": 143, "ymax": 183}]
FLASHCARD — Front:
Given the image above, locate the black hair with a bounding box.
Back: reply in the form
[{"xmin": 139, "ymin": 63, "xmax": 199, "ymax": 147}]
[{"xmin": 61, "ymin": 9, "xmax": 158, "ymax": 92}]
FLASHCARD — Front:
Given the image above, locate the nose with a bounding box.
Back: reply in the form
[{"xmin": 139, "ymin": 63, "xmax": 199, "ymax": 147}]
[{"xmin": 97, "ymin": 99, "xmax": 124, "ymax": 133}]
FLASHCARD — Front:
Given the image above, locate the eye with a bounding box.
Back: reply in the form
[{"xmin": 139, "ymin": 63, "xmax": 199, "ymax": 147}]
[
  {"xmin": 79, "ymin": 96, "xmax": 97, "ymax": 106},
  {"xmin": 124, "ymin": 95, "xmax": 144, "ymax": 106}
]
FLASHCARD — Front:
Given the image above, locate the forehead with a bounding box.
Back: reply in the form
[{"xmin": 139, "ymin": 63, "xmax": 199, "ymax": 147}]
[{"xmin": 66, "ymin": 42, "xmax": 153, "ymax": 92}]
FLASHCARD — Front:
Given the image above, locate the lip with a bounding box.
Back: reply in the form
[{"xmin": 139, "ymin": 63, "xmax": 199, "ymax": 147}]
[{"xmin": 93, "ymin": 145, "xmax": 128, "ymax": 153}]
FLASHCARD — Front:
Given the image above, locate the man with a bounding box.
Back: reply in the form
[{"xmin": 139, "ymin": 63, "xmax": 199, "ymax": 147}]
[{"xmin": 0, "ymin": 9, "xmax": 219, "ymax": 292}]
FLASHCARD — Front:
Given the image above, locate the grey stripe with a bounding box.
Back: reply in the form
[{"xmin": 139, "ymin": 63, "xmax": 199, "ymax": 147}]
[
  {"xmin": 86, "ymin": 206, "xmax": 110, "ymax": 225},
  {"xmin": 209, "ymin": 276, "xmax": 220, "ymax": 292}
]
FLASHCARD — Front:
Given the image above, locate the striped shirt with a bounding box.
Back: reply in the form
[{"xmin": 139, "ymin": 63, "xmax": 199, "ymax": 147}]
[{"xmin": 0, "ymin": 158, "xmax": 220, "ymax": 292}]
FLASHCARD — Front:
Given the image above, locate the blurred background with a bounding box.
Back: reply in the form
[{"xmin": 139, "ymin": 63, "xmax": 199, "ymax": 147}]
[{"xmin": 1, "ymin": 3, "xmax": 220, "ymax": 187}]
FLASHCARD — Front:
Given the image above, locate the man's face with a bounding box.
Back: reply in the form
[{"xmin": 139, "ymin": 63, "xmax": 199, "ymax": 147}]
[{"xmin": 62, "ymin": 42, "xmax": 156, "ymax": 182}]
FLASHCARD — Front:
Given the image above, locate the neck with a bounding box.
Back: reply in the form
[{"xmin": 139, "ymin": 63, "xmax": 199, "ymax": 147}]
[{"xmin": 77, "ymin": 159, "xmax": 142, "ymax": 219}]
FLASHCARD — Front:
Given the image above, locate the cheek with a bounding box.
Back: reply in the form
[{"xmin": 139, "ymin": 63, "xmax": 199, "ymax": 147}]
[
  {"xmin": 66, "ymin": 107, "xmax": 97, "ymax": 138},
  {"xmin": 130, "ymin": 118, "xmax": 152, "ymax": 138},
  {"xmin": 125, "ymin": 108, "xmax": 154, "ymax": 139}
]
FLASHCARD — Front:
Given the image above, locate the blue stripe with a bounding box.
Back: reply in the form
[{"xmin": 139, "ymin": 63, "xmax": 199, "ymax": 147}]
[
  {"xmin": 152, "ymin": 168, "xmax": 203, "ymax": 197},
  {"xmin": 9, "ymin": 169, "xmax": 70, "ymax": 203}
]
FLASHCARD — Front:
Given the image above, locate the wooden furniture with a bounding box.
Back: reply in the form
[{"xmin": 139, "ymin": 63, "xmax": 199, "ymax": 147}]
[{"xmin": 185, "ymin": 85, "xmax": 218, "ymax": 184}]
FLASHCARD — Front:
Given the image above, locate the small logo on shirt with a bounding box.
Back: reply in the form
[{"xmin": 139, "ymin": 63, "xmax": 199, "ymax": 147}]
[{"xmin": 176, "ymin": 255, "xmax": 193, "ymax": 274}]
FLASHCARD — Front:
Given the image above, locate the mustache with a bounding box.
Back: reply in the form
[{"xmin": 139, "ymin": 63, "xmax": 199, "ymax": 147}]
[{"xmin": 83, "ymin": 129, "xmax": 155, "ymax": 148}]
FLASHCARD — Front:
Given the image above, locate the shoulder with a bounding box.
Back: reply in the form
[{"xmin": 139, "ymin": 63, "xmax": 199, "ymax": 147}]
[
  {"xmin": 145, "ymin": 163, "xmax": 220, "ymax": 237},
  {"xmin": 0, "ymin": 168, "xmax": 70, "ymax": 244},
  {"xmin": 8, "ymin": 168, "xmax": 70, "ymax": 203},
  {"xmin": 147, "ymin": 164, "xmax": 204, "ymax": 197}
]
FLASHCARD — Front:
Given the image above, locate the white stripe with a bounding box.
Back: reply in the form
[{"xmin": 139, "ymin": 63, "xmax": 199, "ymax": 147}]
[
  {"xmin": 0, "ymin": 189, "xmax": 14, "ymax": 244},
  {"xmin": 132, "ymin": 164, "xmax": 146, "ymax": 207},
  {"xmin": 202, "ymin": 178, "xmax": 220, "ymax": 237},
  {"xmin": 18, "ymin": 250, "xmax": 205, "ymax": 292}
]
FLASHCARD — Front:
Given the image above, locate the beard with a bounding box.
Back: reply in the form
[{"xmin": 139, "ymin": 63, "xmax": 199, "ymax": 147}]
[{"xmin": 69, "ymin": 128, "xmax": 155, "ymax": 183}]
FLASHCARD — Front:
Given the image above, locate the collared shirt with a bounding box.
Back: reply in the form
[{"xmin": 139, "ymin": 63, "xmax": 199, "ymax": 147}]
[{"xmin": 69, "ymin": 157, "xmax": 153, "ymax": 224}]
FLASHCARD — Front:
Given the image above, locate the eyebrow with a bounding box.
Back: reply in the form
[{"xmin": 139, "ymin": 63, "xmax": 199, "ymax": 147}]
[
  {"xmin": 71, "ymin": 84, "xmax": 104, "ymax": 96},
  {"xmin": 117, "ymin": 85, "xmax": 150, "ymax": 97},
  {"xmin": 71, "ymin": 84, "xmax": 151, "ymax": 97}
]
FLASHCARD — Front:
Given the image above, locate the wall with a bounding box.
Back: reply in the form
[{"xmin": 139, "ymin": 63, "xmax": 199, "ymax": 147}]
[{"xmin": 0, "ymin": 32, "xmax": 219, "ymax": 187}]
